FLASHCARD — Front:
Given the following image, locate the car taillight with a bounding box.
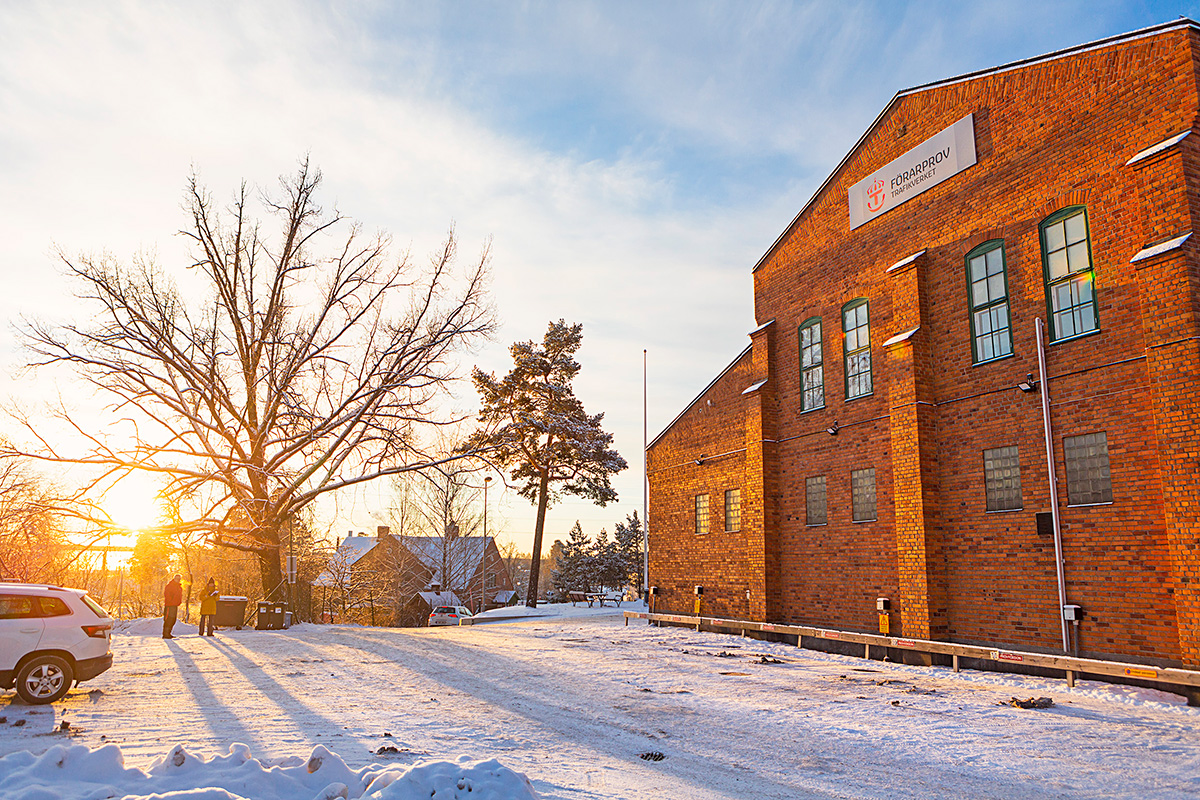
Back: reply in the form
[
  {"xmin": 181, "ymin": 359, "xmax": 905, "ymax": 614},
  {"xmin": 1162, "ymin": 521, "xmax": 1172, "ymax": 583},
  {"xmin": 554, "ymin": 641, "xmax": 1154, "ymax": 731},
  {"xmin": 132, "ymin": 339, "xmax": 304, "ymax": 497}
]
[{"xmin": 82, "ymin": 624, "xmax": 111, "ymax": 638}]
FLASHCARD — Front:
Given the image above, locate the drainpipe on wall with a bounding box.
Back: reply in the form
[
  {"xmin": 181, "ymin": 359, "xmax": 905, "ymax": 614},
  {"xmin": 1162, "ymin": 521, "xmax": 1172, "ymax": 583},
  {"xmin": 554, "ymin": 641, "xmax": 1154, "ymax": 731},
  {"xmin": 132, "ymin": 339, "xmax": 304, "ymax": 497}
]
[{"xmin": 1035, "ymin": 317, "xmax": 1071, "ymax": 652}]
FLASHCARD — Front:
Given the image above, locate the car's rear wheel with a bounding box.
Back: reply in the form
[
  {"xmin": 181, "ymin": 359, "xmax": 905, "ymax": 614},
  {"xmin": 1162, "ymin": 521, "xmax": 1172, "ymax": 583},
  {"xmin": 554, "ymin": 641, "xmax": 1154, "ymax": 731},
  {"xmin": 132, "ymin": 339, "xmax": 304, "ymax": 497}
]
[{"xmin": 16, "ymin": 655, "xmax": 74, "ymax": 704}]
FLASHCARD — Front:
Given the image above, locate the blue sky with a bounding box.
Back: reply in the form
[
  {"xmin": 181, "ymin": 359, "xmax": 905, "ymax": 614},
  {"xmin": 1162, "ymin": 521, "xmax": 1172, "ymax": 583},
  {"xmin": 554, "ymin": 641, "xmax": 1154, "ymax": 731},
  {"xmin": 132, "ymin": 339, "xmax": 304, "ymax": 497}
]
[{"xmin": 1, "ymin": 0, "xmax": 1197, "ymax": 552}]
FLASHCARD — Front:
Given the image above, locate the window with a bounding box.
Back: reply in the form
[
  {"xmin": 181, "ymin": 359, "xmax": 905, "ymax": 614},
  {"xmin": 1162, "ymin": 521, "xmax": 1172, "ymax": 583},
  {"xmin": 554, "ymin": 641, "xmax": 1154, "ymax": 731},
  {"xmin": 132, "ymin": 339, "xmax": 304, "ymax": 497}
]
[
  {"xmin": 0, "ymin": 595, "xmax": 35, "ymax": 619},
  {"xmin": 1040, "ymin": 207, "xmax": 1098, "ymax": 342},
  {"xmin": 851, "ymin": 468, "xmax": 876, "ymax": 522},
  {"xmin": 843, "ymin": 299, "xmax": 872, "ymax": 399},
  {"xmin": 694, "ymin": 494, "xmax": 709, "ymax": 534},
  {"xmin": 724, "ymin": 489, "xmax": 741, "ymax": 532},
  {"xmin": 983, "ymin": 445, "xmax": 1022, "ymax": 511},
  {"xmin": 1064, "ymin": 432, "xmax": 1112, "ymax": 505},
  {"xmin": 805, "ymin": 476, "xmax": 827, "ymax": 526},
  {"xmin": 966, "ymin": 240, "xmax": 1013, "ymax": 363},
  {"xmin": 799, "ymin": 317, "xmax": 824, "ymax": 411}
]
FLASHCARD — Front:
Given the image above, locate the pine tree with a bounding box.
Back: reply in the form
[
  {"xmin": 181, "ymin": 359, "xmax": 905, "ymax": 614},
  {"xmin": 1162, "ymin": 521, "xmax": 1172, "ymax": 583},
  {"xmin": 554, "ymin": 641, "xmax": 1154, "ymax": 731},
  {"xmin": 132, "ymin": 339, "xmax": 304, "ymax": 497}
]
[
  {"xmin": 613, "ymin": 510, "xmax": 645, "ymax": 594},
  {"xmin": 552, "ymin": 521, "xmax": 593, "ymax": 594},
  {"xmin": 592, "ymin": 527, "xmax": 624, "ymax": 591},
  {"xmin": 465, "ymin": 320, "xmax": 627, "ymax": 607}
]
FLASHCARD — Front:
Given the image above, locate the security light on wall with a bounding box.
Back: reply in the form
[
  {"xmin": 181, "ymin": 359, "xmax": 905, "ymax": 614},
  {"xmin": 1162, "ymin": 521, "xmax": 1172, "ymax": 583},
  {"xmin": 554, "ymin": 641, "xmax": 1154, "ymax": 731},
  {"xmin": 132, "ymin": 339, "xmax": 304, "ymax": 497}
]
[
  {"xmin": 1018, "ymin": 373, "xmax": 1039, "ymax": 393},
  {"xmin": 827, "ymin": 421, "xmax": 840, "ymax": 436}
]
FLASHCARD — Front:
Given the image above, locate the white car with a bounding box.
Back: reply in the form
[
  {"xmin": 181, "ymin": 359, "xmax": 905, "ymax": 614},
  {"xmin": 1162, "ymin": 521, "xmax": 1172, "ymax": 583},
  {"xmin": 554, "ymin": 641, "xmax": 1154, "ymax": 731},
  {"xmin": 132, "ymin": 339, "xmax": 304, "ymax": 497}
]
[
  {"xmin": 428, "ymin": 605, "xmax": 473, "ymax": 627},
  {"xmin": 0, "ymin": 583, "xmax": 113, "ymax": 704}
]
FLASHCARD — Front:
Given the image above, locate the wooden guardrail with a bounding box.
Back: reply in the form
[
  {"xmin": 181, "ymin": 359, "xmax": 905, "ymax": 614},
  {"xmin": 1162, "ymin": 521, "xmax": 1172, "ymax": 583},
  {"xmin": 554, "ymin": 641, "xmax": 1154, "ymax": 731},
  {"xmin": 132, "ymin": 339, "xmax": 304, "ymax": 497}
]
[{"xmin": 624, "ymin": 610, "xmax": 1200, "ymax": 693}]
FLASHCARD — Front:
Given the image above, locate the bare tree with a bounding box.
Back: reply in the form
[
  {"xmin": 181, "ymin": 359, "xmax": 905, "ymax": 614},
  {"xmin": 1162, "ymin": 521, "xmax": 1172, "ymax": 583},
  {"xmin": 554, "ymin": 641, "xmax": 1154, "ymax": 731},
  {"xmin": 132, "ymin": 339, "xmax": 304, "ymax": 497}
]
[
  {"xmin": 10, "ymin": 160, "xmax": 494, "ymax": 597},
  {"xmin": 0, "ymin": 457, "xmax": 68, "ymax": 583}
]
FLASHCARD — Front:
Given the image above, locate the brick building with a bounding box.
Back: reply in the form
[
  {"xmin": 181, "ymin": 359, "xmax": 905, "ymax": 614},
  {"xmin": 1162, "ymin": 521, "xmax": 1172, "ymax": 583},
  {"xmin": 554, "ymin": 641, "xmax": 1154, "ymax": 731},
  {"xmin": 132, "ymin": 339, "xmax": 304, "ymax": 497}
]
[{"xmin": 647, "ymin": 20, "xmax": 1200, "ymax": 668}]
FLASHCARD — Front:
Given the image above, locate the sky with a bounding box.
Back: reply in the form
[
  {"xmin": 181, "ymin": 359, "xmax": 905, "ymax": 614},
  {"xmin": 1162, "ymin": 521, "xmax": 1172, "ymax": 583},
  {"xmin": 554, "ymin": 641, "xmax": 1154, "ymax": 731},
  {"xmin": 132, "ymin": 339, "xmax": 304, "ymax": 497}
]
[{"xmin": 2, "ymin": 0, "xmax": 1198, "ymax": 555}]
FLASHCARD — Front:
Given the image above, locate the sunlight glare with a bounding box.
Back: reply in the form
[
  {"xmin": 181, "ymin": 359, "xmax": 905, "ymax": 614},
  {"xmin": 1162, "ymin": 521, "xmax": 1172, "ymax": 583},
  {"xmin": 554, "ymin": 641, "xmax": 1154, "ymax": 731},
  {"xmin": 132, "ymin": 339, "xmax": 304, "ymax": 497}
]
[{"xmin": 104, "ymin": 470, "xmax": 164, "ymax": 531}]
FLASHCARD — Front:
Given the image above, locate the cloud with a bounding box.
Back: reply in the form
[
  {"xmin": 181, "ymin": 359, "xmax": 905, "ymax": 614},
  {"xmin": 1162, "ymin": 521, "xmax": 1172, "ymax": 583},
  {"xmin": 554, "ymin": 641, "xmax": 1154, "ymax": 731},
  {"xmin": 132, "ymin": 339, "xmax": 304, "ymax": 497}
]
[{"xmin": 0, "ymin": 0, "xmax": 1185, "ymax": 548}]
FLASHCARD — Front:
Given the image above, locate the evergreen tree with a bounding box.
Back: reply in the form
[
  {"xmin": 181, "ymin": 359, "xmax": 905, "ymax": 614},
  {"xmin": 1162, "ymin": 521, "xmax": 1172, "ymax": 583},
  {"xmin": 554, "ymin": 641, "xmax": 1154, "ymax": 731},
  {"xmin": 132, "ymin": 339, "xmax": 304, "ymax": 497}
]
[
  {"xmin": 592, "ymin": 527, "xmax": 624, "ymax": 591},
  {"xmin": 552, "ymin": 521, "xmax": 593, "ymax": 594},
  {"xmin": 466, "ymin": 321, "xmax": 627, "ymax": 607},
  {"xmin": 613, "ymin": 510, "xmax": 646, "ymax": 594}
]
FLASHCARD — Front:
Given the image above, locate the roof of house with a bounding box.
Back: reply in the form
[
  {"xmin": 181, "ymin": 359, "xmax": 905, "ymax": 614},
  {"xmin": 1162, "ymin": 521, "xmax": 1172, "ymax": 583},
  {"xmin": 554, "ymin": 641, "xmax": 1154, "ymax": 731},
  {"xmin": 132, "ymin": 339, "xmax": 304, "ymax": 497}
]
[
  {"xmin": 403, "ymin": 536, "xmax": 491, "ymax": 583},
  {"xmin": 413, "ymin": 590, "xmax": 463, "ymax": 607}
]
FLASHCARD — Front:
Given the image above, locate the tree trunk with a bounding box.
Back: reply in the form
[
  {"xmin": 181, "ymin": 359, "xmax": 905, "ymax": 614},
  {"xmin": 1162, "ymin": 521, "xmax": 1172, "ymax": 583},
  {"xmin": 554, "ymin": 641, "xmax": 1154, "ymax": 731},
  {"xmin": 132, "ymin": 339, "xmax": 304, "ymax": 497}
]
[
  {"xmin": 256, "ymin": 545, "xmax": 285, "ymax": 600},
  {"xmin": 525, "ymin": 468, "xmax": 551, "ymax": 608}
]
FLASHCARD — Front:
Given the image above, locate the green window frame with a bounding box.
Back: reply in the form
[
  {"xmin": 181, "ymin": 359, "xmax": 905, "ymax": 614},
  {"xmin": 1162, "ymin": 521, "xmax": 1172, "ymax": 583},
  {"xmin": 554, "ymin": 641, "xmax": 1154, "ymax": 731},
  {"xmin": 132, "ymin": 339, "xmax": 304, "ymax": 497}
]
[
  {"xmin": 1040, "ymin": 207, "xmax": 1099, "ymax": 342},
  {"xmin": 799, "ymin": 317, "xmax": 824, "ymax": 411},
  {"xmin": 966, "ymin": 240, "xmax": 1013, "ymax": 363},
  {"xmin": 842, "ymin": 299, "xmax": 872, "ymax": 400}
]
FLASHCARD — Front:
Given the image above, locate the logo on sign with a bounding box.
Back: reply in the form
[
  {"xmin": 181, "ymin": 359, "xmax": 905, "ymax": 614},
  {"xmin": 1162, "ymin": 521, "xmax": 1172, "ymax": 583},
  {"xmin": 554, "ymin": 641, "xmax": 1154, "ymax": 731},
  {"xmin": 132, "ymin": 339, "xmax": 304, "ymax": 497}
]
[{"xmin": 865, "ymin": 178, "xmax": 887, "ymax": 212}]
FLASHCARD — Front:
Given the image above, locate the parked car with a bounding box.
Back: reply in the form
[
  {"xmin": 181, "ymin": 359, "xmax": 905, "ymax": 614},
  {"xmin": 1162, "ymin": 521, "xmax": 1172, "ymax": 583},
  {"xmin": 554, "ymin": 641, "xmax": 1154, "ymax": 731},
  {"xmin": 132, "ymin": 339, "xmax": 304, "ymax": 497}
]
[
  {"xmin": 428, "ymin": 605, "xmax": 473, "ymax": 627},
  {"xmin": 0, "ymin": 583, "xmax": 113, "ymax": 704}
]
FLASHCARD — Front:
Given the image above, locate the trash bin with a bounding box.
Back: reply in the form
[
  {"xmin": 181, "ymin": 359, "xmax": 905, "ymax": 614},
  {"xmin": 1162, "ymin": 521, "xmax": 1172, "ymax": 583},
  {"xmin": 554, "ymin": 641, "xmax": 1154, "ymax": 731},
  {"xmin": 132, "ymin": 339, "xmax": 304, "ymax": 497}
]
[
  {"xmin": 215, "ymin": 596, "xmax": 249, "ymax": 629},
  {"xmin": 256, "ymin": 601, "xmax": 286, "ymax": 630}
]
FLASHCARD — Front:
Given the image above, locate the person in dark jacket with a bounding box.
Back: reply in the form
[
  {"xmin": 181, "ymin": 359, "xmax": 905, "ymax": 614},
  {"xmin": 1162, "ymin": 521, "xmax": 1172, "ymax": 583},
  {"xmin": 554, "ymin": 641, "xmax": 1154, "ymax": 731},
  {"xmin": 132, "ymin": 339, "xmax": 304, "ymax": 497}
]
[
  {"xmin": 199, "ymin": 577, "xmax": 218, "ymax": 636},
  {"xmin": 162, "ymin": 574, "xmax": 182, "ymax": 639}
]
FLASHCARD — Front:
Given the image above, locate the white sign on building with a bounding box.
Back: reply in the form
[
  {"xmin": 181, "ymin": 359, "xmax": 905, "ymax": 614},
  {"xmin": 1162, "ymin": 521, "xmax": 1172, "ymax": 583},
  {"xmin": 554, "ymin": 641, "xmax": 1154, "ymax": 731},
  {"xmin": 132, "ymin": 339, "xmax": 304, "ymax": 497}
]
[{"xmin": 848, "ymin": 113, "xmax": 977, "ymax": 230}]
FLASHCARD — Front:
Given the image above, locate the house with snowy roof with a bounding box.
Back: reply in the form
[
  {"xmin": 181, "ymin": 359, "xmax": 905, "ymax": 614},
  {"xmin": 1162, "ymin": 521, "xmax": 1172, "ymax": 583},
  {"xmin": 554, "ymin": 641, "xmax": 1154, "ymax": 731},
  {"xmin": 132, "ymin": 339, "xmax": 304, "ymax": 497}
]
[{"xmin": 315, "ymin": 525, "xmax": 515, "ymax": 625}]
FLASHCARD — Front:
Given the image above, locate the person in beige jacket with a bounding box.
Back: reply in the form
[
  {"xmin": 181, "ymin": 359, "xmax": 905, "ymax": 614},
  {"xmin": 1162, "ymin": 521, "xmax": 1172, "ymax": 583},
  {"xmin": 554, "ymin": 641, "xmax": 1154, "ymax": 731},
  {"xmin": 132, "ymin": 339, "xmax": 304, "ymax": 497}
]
[{"xmin": 199, "ymin": 577, "xmax": 219, "ymax": 636}]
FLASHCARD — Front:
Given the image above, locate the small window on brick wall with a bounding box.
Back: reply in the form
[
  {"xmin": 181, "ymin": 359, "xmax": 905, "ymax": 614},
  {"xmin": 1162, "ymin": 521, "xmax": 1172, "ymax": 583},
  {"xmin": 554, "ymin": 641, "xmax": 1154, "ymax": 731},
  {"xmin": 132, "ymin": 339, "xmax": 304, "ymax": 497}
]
[
  {"xmin": 966, "ymin": 240, "xmax": 1013, "ymax": 363},
  {"xmin": 851, "ymin": 468, "xmax": 876, "ymax": 522},
  {"xmin": 983, "ymin": 445, "xmax": 1022, "ymax": 511},
  {"xmin": 1040, "ymin": 207, "xmax": 1099, "ymax": 342},
  {"xmin": 843, "ymin": 299, "xmax": 872, "ymax": 400},
  {"xmin": 799, "ymin": 317, "xmax": 824, "ymax": 411},
  {"xmin": 724, "ymin": 489, "xmax": 741, "ymax": 532},
  {"xmin": 1064, "ymin": 431, "xmax": 1112, "ymax": 506},
  {"xmin": 805, "ymin": 476, "xmax": 827, "ymax": 526},
  {"xmin": 695, "ymin": 494, "xmax": 709, "ymax": 535}
]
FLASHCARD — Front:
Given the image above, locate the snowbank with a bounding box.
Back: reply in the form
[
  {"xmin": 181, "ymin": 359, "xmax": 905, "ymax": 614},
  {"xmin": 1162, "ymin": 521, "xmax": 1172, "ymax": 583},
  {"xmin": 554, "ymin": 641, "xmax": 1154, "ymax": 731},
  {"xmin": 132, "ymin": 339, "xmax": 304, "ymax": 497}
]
[{"xmin": 0, "ymin": 742, "xmax": 538, "ymax": 800}]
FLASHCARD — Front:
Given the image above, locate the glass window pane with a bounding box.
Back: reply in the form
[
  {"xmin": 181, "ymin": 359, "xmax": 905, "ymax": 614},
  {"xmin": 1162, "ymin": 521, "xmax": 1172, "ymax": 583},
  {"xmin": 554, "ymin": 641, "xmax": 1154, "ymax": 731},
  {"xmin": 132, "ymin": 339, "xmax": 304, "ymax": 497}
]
[
  {"xmin": 1064, "ymin": 432, "xmax": 1112, "ymax": 505},
  {"xmin": 970, "ymin": 255, "xmax": 986, "ymax": 282},
  {"xmin": 1045, "ymin": 220, "xmax": 1066, "ymax": 252},
  {"xmin": 983, "ymin": 445, "xmax": 1022, "ymax": 511},
  {"xmin": 852, "ymin": 468, "xmax": 876, "ymax": 522},
  {"xmin": 1065, "ymin": 212, "xmax": 1087, "ymax": 245},
  {"xmin": 972, "ymin": 278, "xmax": 989, "ymax": 307},
  {"xmin": 985, "ymin": 248, "xmax": 1003, "ymax": 275},
  {"xmin": 1048, "ymin": 249, "xmax": 1069, "ymax": 280},
  {"xmin": 987, "ymin": 273, "xmax": 1005, "ymax": 301},
  {"xmin": 1066, "ymin": 241, "xmax": 1090, "ymax": 273},
  {"xmin": 806, "ymin": 476, "xmax": 827, "ymax": 525}
]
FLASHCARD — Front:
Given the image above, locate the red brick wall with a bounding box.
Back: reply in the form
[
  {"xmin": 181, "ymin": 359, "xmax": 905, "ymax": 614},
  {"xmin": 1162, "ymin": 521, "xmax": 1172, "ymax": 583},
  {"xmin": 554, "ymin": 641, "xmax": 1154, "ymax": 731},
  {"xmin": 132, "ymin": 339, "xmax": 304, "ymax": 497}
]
[
  {"xmin": 649, "ymin": 25, "xmax": 1200, "ymax": 666},
  {"xmin": 647, "ymin": 348, "xmax": 754, "ymax": 620}
]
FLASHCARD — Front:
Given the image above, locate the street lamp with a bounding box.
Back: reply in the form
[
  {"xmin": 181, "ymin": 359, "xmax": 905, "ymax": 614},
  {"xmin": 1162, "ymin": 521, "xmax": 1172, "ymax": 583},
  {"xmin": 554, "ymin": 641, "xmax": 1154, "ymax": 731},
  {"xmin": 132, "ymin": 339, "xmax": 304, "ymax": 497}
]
[{"xmin": 482, "ymin": 476, "xmax": 492, "ymax": 613}]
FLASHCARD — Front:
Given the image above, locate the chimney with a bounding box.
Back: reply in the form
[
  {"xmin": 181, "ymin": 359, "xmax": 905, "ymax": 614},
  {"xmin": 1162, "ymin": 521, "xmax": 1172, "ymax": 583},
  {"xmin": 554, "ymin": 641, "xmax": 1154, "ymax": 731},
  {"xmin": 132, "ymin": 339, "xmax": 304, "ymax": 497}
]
[{"xmin": 377, "ymin": 525, "xmax": 391, "ymax": 541}]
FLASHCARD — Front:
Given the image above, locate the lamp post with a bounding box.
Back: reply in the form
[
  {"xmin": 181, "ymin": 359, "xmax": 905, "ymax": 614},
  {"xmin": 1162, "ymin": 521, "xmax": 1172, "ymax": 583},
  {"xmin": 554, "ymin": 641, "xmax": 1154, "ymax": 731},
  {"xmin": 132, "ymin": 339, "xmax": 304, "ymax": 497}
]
[{"xmin": 482, "ymin": 476, "xmax": 491, "ymax": 613}]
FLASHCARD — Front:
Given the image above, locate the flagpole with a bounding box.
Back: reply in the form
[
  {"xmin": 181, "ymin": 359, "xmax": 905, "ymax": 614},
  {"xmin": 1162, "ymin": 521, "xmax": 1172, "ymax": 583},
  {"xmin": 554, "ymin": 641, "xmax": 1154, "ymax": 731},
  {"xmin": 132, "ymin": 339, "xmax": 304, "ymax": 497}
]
[{"xmin": 643, "ymin": 348, "xmax": 649, "ymax": 597}]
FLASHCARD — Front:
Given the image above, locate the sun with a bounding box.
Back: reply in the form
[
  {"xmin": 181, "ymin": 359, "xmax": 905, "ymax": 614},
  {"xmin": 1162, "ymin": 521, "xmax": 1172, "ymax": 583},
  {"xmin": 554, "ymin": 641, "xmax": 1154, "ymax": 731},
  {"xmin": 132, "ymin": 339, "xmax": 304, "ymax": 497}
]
[{"xmin": 104, "ymin": 470, "xmax": 164, "ymax": 531}]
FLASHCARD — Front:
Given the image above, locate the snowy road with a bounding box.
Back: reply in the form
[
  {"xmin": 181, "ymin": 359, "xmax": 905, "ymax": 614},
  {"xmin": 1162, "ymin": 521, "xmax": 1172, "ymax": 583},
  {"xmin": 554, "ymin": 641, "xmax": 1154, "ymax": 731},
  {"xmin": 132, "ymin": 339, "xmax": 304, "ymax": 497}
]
[{"xmin": 2, "ymin": 608, "xmax": 1199, "ymax": 798}]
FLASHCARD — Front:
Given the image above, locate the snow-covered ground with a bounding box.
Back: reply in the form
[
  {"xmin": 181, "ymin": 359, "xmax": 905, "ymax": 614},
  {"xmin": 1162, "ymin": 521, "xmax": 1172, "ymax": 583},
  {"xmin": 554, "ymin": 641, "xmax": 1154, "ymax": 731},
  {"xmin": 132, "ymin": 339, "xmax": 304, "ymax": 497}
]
[{"xmin": 3, "ymin": 602, "xmax": 1200, "ymax": 799}]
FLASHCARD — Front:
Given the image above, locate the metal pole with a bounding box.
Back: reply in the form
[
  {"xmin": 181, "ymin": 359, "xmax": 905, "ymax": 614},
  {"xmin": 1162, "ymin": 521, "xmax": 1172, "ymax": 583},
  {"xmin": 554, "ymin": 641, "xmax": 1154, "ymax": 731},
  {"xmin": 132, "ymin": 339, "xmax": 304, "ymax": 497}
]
[
  {"xmin": 643, "ymin": 349, "xmax": 649, "ymax": 597},
  {"xmin": 483, "ymin": 476, "xmax": 491, "ymax": 613},
  {"xmin": 1035, "ymin": 317, "xmax": 1070, "ymax": 652}
]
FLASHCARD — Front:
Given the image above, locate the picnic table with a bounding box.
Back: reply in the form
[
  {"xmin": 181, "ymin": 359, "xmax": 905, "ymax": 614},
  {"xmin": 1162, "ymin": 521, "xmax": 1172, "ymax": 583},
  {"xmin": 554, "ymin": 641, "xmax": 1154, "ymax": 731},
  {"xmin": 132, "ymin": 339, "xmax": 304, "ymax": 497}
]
[{"xmin": 568, "ymin": 591, "xmax": 622, "ymax": 607}]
